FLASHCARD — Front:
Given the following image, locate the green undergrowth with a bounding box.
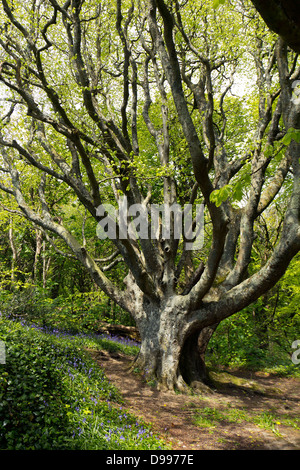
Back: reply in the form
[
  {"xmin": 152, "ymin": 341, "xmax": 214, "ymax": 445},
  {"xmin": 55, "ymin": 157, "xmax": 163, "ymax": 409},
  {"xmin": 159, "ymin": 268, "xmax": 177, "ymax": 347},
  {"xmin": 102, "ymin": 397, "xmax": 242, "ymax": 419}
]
[
  {"xmin": 0, "ymin": 317, "xmax": 166, "ymax": 450},
  {"xmin": 191, "ymin": 404, "xmax": 300, "ymax": 436},
  {"xmin": 207, "ymin": 313, "xmax": 300, "ymax": 378}
]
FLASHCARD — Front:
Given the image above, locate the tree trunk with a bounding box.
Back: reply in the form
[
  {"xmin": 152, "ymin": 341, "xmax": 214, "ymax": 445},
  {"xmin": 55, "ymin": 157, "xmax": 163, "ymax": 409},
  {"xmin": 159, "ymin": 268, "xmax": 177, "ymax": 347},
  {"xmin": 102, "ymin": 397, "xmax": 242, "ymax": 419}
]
[
  {"xmin": 8, "ymin": 217, "xmax": 17, "ymax": 285},
  {"xmin": 250, "ymin": 0, "xmax": 300, "ymax": 53},
  {"xmin": 42, "ymin": 240, "xmax": 51, "ymax": 289},
  {"xmin": 33, "ymin": 229, "xmax": 43, "ymax": 283},
  {"xmin": 131, "ymin": 302, "xmax": 216, "ymax": 392}
]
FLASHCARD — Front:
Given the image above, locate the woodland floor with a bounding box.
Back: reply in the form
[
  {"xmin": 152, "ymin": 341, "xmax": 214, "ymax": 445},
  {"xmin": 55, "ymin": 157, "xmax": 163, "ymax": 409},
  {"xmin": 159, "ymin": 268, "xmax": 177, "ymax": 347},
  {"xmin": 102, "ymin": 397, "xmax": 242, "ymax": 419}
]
[{"xmin": 88, "ymin": 349, "xmax": 300, "ymax": 451}]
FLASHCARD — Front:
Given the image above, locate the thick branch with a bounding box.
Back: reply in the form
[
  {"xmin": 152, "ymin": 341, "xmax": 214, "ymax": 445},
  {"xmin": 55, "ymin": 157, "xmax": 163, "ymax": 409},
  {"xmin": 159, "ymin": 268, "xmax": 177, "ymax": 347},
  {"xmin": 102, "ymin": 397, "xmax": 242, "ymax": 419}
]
[
  {"xmin": 149, "ymin": 0, "xmax": 228, "ymax": 302},
  {"xmin": 251, "ymin": 0, "xmax": 300, "ymax": 53}
]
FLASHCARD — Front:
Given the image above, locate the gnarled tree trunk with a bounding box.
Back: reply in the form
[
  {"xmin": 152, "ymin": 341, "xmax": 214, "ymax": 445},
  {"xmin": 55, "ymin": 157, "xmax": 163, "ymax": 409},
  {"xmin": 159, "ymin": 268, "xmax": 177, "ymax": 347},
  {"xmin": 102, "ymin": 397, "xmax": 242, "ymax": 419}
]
[{"xmin": 128, "ymin": 295, "xmax": 219, "ymax": 392}]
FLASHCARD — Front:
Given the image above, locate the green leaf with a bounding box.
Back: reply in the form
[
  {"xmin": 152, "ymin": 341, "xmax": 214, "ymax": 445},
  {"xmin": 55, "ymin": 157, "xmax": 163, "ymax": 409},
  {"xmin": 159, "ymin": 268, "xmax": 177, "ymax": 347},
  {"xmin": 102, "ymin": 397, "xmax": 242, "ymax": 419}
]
[
  {"xmin": 282, "ymin": 132, "xmax": 293, "ymax": 146},
  {"xmin": 213, "ymin": 0, "xmax": 226, "ymax": 8},
  {"xmin": 232, "ymin": 181, "xmax": 243, "ymax": 202},
  {"xmin": 210, "ymin": 184, "xmax": 231, "ymax": 207},
  {"xmin": 264, "ymin": 144, "xmax": 274, "ymax": 158},
  {"xmin": 291, "ymin": 130, "xmax": 300, "ymax": 143},
  {"xmin": 282, "ymin": 127, "xmax": 300, "ymax": 145},
  {"xmin": 220, "ymin": 185, "xmax": 231, "ymax": 199}
]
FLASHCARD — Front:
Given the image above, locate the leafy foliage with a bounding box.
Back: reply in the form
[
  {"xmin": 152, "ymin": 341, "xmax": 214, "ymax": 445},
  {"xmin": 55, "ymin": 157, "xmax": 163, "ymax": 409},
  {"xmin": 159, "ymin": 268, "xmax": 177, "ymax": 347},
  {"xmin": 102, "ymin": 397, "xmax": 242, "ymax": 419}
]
[{"xmin": 0, "ymin": 317, "xmax": 165, "ymax": 450}]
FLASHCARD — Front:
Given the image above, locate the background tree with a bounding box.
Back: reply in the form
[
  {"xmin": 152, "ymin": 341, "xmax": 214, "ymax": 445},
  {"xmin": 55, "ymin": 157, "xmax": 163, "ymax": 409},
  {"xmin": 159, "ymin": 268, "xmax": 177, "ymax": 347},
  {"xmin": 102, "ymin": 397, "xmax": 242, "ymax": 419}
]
[{"xmin": 0, "ymin": 0, "xmax": 299, "ymax": 391}]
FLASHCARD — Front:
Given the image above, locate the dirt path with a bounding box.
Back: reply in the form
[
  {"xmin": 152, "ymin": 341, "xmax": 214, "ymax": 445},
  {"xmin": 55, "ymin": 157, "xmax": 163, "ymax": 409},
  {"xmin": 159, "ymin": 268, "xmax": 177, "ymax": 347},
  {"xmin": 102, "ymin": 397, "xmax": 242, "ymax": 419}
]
[{"xmin": 89, "ymin": 349, "xmax": 300, "ymax": 451}]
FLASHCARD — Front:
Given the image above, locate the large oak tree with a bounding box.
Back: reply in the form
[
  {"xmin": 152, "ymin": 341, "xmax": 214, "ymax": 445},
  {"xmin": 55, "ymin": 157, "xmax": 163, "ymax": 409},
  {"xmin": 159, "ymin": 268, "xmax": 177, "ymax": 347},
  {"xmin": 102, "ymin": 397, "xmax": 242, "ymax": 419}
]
[{"xmin": 0, "ymin": 0, "xmax": 299, "ymax": 391}]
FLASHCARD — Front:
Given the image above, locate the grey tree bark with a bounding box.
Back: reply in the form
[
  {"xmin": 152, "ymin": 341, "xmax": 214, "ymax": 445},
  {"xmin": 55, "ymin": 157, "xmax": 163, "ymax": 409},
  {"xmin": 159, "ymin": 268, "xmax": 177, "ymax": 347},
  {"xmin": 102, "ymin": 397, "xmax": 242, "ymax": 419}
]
[{"xmin": 251, "ymin": 0, "xmax": 300, "ymax": 53}]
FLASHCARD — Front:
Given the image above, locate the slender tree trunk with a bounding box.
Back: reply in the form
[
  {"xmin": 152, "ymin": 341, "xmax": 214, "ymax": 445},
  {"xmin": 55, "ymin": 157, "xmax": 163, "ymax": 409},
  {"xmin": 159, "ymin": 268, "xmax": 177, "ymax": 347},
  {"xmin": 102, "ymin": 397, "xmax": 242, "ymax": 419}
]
[
  {"xmin": 254, "ymin": 292, "xmax": 271, "ymax": 350},
  {"xmin": 42, "ymin": 241, "xmax": 51, "ymax": 289},
  {"xmin": 33, "ymin": 229, "xmax": 43, "ymax": 283},
  {"xmin": 8, "ymin": 217, "xmax": 17, "ymax": 286}
]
